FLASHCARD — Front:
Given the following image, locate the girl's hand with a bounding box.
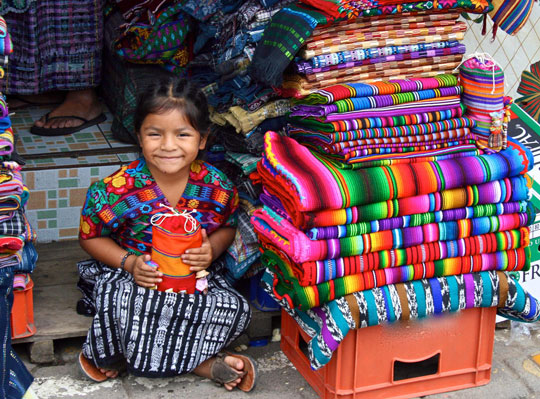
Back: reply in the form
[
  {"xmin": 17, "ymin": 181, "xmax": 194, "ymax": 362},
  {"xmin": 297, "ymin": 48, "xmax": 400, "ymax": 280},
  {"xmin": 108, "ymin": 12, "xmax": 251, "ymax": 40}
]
[
  {"xmin": 131, "ymin": 254, "xmax": 163, "ymax": 288},
  {"xmin": 182, "ymin": 229, "xmax": 213, "ymax": 272}
]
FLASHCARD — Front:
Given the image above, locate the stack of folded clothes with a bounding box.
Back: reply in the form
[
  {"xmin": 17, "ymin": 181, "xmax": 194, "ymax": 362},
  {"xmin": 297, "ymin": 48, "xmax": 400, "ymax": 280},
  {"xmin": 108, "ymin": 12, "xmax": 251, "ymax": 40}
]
[
  {"xmin": 248, "ymin": 1, "xmax": 540, "ymax": 366},
  {"xmin": 0, "ymin": 16, "xmax": 36, "ymax": 398},
  {"xmin": 282, "ymin": 11, "xmax": 467, "ymax": 98},
  {"xmin": 254, "ymin": 130, "xmax": 540, "ymax": 369},
  {"xmin": 287, "ymin": 75, "xmax": 477, "ymax": 167}
]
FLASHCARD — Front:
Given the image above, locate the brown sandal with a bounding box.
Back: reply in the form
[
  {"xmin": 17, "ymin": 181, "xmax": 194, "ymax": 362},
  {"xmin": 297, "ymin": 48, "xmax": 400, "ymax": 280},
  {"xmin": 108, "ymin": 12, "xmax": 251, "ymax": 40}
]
[
  {"xmin": 209, "ymin": 352, "xmax": 257, "ymax": 392},
  {"xmin": 78, "ymin": 352, "xmax": 108, "ymax": 382},
  {"xmin": 78, "ymin": 352, "xmax": 126, "ymax": 382}
]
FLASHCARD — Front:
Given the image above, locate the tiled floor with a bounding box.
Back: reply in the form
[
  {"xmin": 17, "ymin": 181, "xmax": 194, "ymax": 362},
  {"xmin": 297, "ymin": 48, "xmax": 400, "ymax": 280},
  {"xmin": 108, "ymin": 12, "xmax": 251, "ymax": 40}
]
[
  {"xmin": 13, "ymin": 104, "xmax": 138, "ymax": 242},
  {"xmin": 13, "ymin": 105, "xmax": 137, "ymax": 169},
  {"xmin": 461, "ymin": 6, "xmax": 540, "ymax": 99}
]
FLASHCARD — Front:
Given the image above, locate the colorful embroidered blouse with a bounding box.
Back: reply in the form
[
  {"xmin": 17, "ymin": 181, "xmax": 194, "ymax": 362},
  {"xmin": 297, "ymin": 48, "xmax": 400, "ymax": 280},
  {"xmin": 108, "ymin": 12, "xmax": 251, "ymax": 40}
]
[{"xmin": 79, "ymin": 158, "xmax": 239, "ymax": 255}]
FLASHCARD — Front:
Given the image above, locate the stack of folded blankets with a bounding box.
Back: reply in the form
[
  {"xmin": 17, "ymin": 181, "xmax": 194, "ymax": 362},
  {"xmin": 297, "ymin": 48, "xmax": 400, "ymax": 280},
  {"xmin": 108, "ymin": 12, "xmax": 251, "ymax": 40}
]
[
  {"xmin": 249, "ymin": 1, "xmax": 540, "ymax": 371},
  {"xmin": 254, "ymin": 129, "xmax": 540, "ymax": 369},
  {"xmin": 283, "ymin": 11, "xmax": 467, "ymax": 98},
  {"xmin": 1, "ymin": 16, "xmax": 36, "ymax": 399}
]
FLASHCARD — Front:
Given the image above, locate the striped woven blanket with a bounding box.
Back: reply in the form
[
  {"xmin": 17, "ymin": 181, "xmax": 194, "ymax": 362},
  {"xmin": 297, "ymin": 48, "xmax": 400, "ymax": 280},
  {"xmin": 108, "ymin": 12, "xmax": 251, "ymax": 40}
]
[
  {"xmin": 295, "ymin": 74, "xmax": 458, "ymax": 105},
  {"xmin": 260, "ymin": 175, "xmax": 530, "ymax": 229},
  {"xmin": 262, "ymin": 246, "xmax": 530, "ymax": 310},
  {"xmin": 288, "ymin": 104, "xmax": 466, "ymax": 132},
  {"xmin": 262, "ymin": 227, "xmax": 530, "ymax": 286},
  {"xmin": 291, "ymin": 87, "xmax": 463, "ymax": 117},
  {"xmin": 305, "ymin": 42, "xmax": 464, "ymax": 70},
  {"xmin": 259, "ymin": 132, "xmax": 533, "ymax": 222},
  {"xmin": 288, "ymin": 117, "xmax": 475, "ymax": 142},
  {"xmin": 281, "ymin": 63, "xmax": 461, "ymax": 97},
  {"xmin": 300, "ymin": 0, "xmax": 492, "ymax": 18},
  {"xmin": 295, "ymin": 45, "xmax": 467, "ymax": 75},
  {"xmin": 262, "ymin": 269, "xmax": 540, "ymax": 369},
  {"xmin": 305, "ymin": 201, "xmax": 529, "ymax": 239},
  {"xmin": 310, "ymin": 11, "xmax": 460, "ymax": 39},
  {"xmin": 252, "ymin": 206, "xmax": 534, "ymax": 262},
  {"xmin": 302, "ymin": 22, "xmax": 467, "ymax": 54},
  {"xmin": 300, "ymin": 32, "xmax": 466, "ymax": 59}
]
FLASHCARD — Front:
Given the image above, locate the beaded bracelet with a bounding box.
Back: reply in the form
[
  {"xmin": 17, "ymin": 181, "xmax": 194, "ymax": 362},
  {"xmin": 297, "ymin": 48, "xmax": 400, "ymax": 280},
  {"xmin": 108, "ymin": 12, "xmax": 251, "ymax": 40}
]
[{"xmin": 120, "ymin": 251, "xmax": 136, "ymax": 271}]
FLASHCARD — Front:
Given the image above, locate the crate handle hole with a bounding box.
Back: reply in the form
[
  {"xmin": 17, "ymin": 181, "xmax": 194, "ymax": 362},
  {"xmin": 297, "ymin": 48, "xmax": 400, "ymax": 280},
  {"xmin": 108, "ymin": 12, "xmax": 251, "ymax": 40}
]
[{"xmin": 393, "ymin": 353, "xmax": 440, "ymax": 381}]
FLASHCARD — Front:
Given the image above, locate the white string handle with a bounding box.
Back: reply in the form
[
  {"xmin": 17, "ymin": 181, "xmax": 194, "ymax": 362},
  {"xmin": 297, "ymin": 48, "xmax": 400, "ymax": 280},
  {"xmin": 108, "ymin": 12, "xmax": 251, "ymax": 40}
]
[
  {"xmin": 150, "ymin": 203, "xmax": 199, "ymax": 233},
  {"xmin": 453, "ymin": 52, "xmax": 504, "ymax": 94}
]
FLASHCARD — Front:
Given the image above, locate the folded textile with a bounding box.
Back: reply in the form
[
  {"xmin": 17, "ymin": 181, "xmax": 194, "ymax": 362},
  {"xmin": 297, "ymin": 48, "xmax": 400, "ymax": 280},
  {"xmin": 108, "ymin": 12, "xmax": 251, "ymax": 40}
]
[
  {"xmin": 261, "ymin": 175, "xmax": 530, "ymax": 229},
  {"xmin": 300, "ymin": 31, "xmax": 466, "ymax": 59},
  {"xmin": 258, "ymin": 132, "xmax": 533, "ymax": 220},
  {"xmin": 300, "ymin": 0, "xmax": 492, "ymax": 18},
  {"xmin": 304, "ymin": 201, "xmax": 529, "ymax": 239},
  {"xmin": 304, "ymin": 128, "xmax": 473, "ymax": 153},
  {"xmin": 114, "ymin": 3, "xmax": 191, "ymax": 66},
  {"xmin": 262, "ymin": 246, "xmax": 530, "ymax": 310},
  {"xmin": 310, "ymin": 12, "xmax": 461, "ymax": 39},
  {"xmin": 307, "ymin": 41, "xmax": 464, "ymax": 71},
  {"xmin": 320, "ymin": 96, "xmax": 462, "ymax": 121},
  {"xmin": 211, "ymin": 99, "xmax": 291, "ymax": 134},
  {"xmin": 0, "ymin": 208, "xmax": 26, "ymax": 237},
  {"xmin": 295, "ymin": 74, "xmax": 458, "ymax": 105},
  {"xmin": 296, "ymin": 45, "xmax": 466, "ymax": 75},
  {"xmin": 0, "ymin": 127, "xmax": 14, "ymax": 157},
  {"xmin": 288, "ymin": 103, "xmax": 467, "ymax": 132},
  {"xmin": 288, "ymin": 116, "xmax": 474, "ymax": 142},
  {"xmin": 304, "ymin": 21, "xmax": 467, "ymax": 52},
  {"xmin": 225, "ymin": 152, "xmax": 261, "ymax": 175},
  {"xmin": 263, "ymin": 269, "xmax": 539, "ymax": 369},
  {"xmin": 281, "ymin": 63, "xmax": 461, "ymax": 96},
  {"xmin": 252, "ymin": 206, "xmax": 534, "ymax": 262},
  {"xmin": 291, "ymin": 86, "xmax": 462, "ymax": 117},
  {"xmin": 328, "ymin": 147, "xmax": 481, "ymax": 169},
  {"xmin": 303, "ymin": 55, "xmax": 464, "ymax": 84},
  {"xmin": 265, "ymin": 227, "xmax": 530, "ymax": 285},
  {"xmin": 339, "ymin": 139, "xmax": 477, "ymax": 164},
  {"xmin": 0, "ymin": 194, "xmax": 23, "ymax": 213}
]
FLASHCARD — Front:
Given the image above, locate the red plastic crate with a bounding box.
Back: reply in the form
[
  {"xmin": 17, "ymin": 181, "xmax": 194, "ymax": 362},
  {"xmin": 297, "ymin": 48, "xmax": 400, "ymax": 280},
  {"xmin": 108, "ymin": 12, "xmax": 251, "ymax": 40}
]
[
  {"xmin": 10, "ymin": 277, "xmax": 36, "ymax": 339},
  {"xmin": 281, "ymin": 307, "xmax": 497, "ymax": 399}
]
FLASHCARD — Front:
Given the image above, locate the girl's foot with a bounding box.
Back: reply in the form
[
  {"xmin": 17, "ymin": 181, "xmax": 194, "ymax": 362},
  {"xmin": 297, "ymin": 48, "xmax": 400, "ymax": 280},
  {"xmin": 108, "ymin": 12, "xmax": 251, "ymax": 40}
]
[
  {"xmin": 194, "ymin": 352, "xmax": 257, "ymax": 392},
  {"xmin": 78, "ymin": 352, "xmax": 122, "ymax": 382}
]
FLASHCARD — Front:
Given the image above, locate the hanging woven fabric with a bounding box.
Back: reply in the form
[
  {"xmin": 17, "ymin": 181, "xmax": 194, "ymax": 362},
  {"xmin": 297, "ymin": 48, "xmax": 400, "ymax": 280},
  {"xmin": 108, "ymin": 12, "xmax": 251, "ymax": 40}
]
[
  {"xmin": 488, "ymin": 0, "xmax": 536, "ymax": 39},
  {"xmin": 150, "ymin": 205, "xmax": 203, "ymax": 294},
  {"xmin": 458, "ymin": 53, "xmax": 507, "ymax": 151},
  {"xmin": 0, "ymin": 17, "xmax": 13, "ymax": 56}
]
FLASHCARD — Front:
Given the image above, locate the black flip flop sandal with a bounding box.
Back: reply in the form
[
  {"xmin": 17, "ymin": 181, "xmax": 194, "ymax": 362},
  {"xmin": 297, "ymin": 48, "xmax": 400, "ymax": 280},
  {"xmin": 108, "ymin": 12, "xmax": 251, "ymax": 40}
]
[{"xmin": 30, "ymin": 113, "xmax": 106, "ymax": 136}]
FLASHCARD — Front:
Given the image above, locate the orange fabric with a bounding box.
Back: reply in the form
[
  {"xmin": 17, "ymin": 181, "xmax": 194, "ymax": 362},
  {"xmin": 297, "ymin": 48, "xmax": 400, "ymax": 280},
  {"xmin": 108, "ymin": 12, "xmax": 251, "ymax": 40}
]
[{"xmin": 151, "ymin": 215, "xmax": 202, "ymax": 294}]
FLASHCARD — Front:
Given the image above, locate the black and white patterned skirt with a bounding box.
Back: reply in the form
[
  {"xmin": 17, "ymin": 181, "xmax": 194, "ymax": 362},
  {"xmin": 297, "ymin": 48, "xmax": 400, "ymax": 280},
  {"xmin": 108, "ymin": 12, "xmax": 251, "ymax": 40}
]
[{"xmin": 78, "ymin": 259, "xmax": 251, "ymax": 377}]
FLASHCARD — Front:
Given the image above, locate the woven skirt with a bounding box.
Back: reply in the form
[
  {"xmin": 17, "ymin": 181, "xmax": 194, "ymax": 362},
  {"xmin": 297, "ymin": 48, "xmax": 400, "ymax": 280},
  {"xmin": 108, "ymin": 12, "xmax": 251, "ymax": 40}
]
[
  {"xmin": 1, "ymin": 0, "xmax": 104, "ymax": 94},
  {"xmin": 78, "ymin": 259, "xmax": 252, "ymax": 377}
]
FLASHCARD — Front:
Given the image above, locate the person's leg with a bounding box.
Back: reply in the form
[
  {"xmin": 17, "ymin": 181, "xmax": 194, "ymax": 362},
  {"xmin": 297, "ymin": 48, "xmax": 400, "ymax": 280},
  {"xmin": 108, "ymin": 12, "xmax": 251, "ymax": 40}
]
[{"xmin": 33, "ymin": 89, "xmax": 103, "ymax": 129}]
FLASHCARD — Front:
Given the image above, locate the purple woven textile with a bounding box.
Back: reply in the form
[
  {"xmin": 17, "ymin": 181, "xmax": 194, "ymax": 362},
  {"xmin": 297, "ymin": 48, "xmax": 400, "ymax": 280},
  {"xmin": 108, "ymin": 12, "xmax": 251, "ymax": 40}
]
[{"xmin": 1, "ymin": 0, "xmax": 104, "ymax": 94}]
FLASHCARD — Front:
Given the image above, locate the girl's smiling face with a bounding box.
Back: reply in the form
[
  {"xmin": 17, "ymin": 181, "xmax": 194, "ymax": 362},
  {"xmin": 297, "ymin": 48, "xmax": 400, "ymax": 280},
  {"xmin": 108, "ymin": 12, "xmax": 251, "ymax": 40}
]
[{"xmin": 138, "ymin": 109, "xmax": 207, "ymax": 180}]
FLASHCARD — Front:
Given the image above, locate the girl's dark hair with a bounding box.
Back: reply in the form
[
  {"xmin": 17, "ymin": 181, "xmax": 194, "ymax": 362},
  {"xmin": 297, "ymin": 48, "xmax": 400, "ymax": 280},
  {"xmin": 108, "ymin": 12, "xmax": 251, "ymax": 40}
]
[{"xmin": 134, "ymin": 77, "xmax": 211, "ymax": 137}]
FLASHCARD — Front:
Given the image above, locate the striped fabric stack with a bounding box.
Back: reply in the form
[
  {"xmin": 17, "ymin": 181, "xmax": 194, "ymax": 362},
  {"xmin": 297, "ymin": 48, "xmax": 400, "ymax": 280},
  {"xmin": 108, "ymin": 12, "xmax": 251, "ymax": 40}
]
[
  {"xmin": 253, "ymin": 129, "xmax": 540, "ymax": 369},
  {"xmin": 248, "ymin": 0, "xmax": 540, "ymax": 370},
  {"xmin": 287, "ymin": 75, "xmax": 479, "ymax": 167},
  {"xmin": 282, "ymin": 11, "xmax": 467, "ymax": 99}
]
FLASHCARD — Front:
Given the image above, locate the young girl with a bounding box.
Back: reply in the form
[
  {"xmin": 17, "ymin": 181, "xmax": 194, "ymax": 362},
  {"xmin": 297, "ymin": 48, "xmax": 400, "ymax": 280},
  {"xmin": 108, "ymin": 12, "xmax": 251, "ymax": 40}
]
[{"xmin": 77, "ymin": 77, "xmax": 256, "ymax": 392}]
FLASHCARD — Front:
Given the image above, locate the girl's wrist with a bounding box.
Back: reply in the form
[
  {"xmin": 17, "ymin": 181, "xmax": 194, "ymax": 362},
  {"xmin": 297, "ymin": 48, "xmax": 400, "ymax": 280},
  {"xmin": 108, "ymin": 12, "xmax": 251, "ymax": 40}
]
[{"xmin": 120, "ymin": 251, "xmax": 136, "ymax": 273}]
